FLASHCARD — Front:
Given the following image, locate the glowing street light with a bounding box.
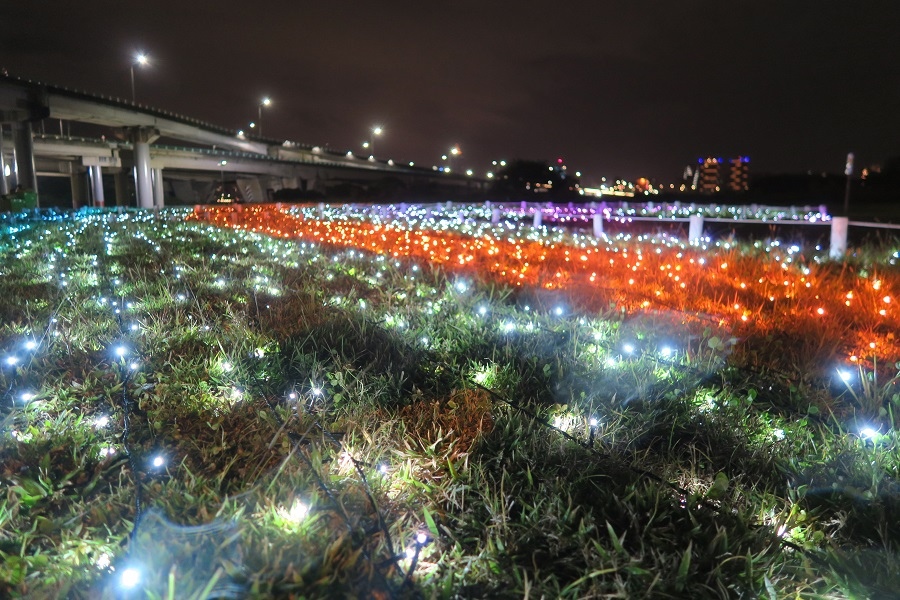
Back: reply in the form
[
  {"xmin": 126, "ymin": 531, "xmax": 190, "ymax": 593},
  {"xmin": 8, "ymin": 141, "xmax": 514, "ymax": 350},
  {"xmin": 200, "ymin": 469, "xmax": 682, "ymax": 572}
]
[
  {"xmin": 257, "ymin": 97, "xmax": 271, "ymax": 137},
  {"xmin": 364, "ymin": 125, "xmax": 383, "ymax": 156},
  {"xmin": 130, "ymin": 52, "xmax": 149, "ymax": 103}
]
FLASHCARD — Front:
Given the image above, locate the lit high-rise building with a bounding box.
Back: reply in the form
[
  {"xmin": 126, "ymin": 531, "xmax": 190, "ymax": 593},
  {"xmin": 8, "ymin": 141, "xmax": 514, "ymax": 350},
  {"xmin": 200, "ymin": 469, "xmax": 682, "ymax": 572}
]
[
  {"xmin": 728, "ymin": 157, "xmax": 749, "ymax": 191},
  {"xmin": 698, "ymin": 158, "xmax": 721, "ymax": 194}
]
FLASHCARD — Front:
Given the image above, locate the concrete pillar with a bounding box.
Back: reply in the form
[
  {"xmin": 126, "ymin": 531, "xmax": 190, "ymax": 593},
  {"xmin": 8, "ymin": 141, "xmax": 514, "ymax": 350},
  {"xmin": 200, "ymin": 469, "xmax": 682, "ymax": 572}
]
[
  {"xmin": 152, "ymin": 168, "xmax": 165, "ymax": 208},
  {"xmin": 124, "ymin": 127, "xmax": 159, "ymax": 209},
  {"xmin": 114, "ymin": 171, "xmax": 128, "ymax": 206},
  {"xmin": 0, "ymin": 125, "xmax": 8, "ymax": 196},
  {"xmin": 533, "ymin": 209, "xmax": 542, "ymax": 228},
  {"xmin": 830, "ymin": 216, "xmax": 848, "ymax": 259},
  {"xmin": 133, "ymin": 141, "xmax": 153, "ymax": 208},
  {"xmin": 89, "ymin": 165, "xmax": 105, "ymax": 207},
  {"xmin": 317, "ymin": 202, "xmax": 325, "ymax": 218},
  {"xmin": 688, "ymin": 214, "xmax": 704, "ymax": 243},
  {"xmin": 12, "ymin": 121, "xmax": 38, "ymax": 198},
  {"xmin": 70, "ymin": 172, "xmax": 86, "ymax": 209},
  {"xmin": 491, "ymin": 208, "xmax": 500, "ymax": 224},
  {"xmin": 593, "ymin": 213, "xmax": 604, "ymax": 238}
]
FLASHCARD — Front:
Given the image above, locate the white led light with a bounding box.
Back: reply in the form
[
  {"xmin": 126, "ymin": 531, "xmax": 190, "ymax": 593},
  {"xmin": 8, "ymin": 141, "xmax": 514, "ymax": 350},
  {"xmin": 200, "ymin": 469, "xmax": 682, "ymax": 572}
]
[
  {"xmin": 24, "ymin": 340, "xmax": 38, "ymax": 350},
  {"xmin": 589, "ymin": 418, "xmax": 598, "ymax": 427},
  {"xmin": 623, "ymin": 344, "xmax": 634, "ymax": 354},
  {"xmin": 861, "ymin": 427, "xmax": 878, "ymax": 440},
  {"xmin": 838, "ymin": 370, "xmax": 852, "ymax": 382},
  {"xmin": 416, "ymin": 532, "xmax": 428, "ymax": 544},
  {"xmin": 6, "ymin": 356, "xmax": 19, "ymax": 365},
  {"xmin": 152, "ymin": 455, "xmax": 165, "ymax": 468},
  {"xmin": 120, "ymin": 567, "xmax": 141, "ymax": 589},
  {"xmin": 114, "ymin": 346, "xmax": 127, "ymax": 357}
]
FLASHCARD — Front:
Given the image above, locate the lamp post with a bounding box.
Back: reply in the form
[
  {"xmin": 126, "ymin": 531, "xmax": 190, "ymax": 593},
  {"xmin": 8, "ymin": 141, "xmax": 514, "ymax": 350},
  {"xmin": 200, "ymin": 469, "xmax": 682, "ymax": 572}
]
[
  {"xmin": 445, "ymin": 144, "xmax": 461, "ymax": 172},
  {"xmin": 130, "ymin": 53, "xmax": 149, "ymax": 103},
  {"xmin": 257, "ymin": 97, "xmax": 271, "ymax": 137},
  {"xmin": 370, "ymin": 126, "xmax": 383, "ymax": 156}
]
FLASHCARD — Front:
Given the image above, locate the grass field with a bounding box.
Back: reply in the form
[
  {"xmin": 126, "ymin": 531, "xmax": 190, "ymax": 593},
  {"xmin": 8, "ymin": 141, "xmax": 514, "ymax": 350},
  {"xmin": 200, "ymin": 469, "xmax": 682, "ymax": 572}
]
[{"xmin": 1, "ymin": 204, "xmax": 899, "ymax": 599}]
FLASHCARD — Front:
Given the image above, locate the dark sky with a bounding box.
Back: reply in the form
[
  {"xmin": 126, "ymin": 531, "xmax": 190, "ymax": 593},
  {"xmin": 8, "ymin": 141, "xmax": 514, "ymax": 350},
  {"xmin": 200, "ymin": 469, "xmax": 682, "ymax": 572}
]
[{"xmin": 2, "ymin": 1, "xmax": 898, "ymax": 184}]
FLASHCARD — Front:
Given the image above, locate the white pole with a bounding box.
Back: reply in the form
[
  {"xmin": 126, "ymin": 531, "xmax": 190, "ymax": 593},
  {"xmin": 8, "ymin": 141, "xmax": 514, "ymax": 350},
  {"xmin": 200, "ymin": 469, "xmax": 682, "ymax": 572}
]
[
  {"xmin": 830, "ymin": 216, "xmax": 848, "ymax": 259},
  {"xmin": 593, "ymin": 213, "xmax": 604, "ymax": 238},
  {"xmin": 688, "ymin": 214, "xmax": 704, "ymax": 243}
]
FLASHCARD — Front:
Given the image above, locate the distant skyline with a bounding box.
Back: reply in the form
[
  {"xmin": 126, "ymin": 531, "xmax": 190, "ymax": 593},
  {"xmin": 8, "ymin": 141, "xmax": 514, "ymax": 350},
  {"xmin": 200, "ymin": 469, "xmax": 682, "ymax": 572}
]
[{"xmin": 2, "ymin": 1, "xmax": 898, "ymax": 185}]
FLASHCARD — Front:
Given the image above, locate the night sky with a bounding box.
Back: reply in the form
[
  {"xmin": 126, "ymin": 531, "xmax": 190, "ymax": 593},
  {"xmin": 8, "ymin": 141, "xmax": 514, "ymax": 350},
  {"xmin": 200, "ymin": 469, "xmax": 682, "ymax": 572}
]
[{"xmin": 2, "ymin": 1, "xmax": 898, "ymax": 185}]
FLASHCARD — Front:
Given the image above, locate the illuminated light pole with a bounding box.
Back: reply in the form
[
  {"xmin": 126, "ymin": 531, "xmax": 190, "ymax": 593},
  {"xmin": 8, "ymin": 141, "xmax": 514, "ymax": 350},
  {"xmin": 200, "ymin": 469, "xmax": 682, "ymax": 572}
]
[
  {"xmin": 219, "ymin": 160, "xmax": 227, "ymax": 199},
  {"xmin": 130, "ymin": 53, "xmax": 149, "ymax": 103},
  {"xmin": 370, "ymin": 126, "xmax": 383, "ymax": 156},
  {"xmin": 444, "ymin": 144, "xmax": 461, "ymax": 172},
  {"xmin": 257, "ymin": 97, "xmax": 271, "ymax": 137}
]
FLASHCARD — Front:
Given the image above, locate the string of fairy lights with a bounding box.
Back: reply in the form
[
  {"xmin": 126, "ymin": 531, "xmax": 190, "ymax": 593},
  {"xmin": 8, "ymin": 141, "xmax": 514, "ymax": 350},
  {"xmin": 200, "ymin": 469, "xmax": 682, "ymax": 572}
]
[{"xmin": 2, "ymin": 211, "xmax": 433, "ymax": 596}]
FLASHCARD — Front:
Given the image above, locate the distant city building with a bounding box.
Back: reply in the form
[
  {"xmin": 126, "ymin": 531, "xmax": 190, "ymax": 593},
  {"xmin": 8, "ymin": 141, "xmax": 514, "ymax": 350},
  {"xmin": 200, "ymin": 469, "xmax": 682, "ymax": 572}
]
[
  {"xmin": 698, "ymin": 157, "xmax": 721, "ymax": 194},
  {"xmin": 728, "ymin": 156, "xmax": 750, "ymax": 191}
]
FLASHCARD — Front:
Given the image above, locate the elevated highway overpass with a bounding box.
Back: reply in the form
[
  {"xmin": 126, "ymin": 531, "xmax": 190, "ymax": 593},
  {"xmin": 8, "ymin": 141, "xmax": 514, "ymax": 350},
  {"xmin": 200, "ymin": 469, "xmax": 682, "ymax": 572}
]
[{"xmin": 0, "ymin": 73, "xmax": 485, "ymax": 208}]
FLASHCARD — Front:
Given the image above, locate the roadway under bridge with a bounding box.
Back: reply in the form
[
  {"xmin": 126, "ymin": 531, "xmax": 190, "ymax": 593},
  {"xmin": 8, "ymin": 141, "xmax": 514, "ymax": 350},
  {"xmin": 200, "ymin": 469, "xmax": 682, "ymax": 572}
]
[{"xmin": 0, "ymin": 74, "xmax": 486, "ymax": 208}]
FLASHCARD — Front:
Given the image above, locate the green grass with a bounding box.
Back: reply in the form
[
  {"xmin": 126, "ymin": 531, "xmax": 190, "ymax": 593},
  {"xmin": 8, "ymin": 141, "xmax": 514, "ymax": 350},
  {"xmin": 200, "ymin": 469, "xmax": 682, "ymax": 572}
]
[{"xmin": 1, "ymin": 210, "xmax": 899, "ymax": 598}]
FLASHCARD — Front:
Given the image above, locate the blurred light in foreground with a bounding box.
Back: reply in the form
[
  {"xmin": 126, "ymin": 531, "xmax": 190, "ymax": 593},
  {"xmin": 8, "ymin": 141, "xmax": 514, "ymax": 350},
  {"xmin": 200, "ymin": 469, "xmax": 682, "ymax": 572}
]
[
  {"xmin": 120, "ymin": 567, "xmax": 141, "ymax": 589},
  {"xmin": 860, "ymin": 427, "xmax": 878, "ymax": 440}
]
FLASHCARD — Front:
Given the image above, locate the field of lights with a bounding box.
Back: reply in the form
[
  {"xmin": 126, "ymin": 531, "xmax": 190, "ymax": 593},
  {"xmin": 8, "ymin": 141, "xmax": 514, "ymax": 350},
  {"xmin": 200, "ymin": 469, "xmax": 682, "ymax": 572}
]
[{"xmin": 1, "ymin": 202, "xmax": 899, "ymax": 599}]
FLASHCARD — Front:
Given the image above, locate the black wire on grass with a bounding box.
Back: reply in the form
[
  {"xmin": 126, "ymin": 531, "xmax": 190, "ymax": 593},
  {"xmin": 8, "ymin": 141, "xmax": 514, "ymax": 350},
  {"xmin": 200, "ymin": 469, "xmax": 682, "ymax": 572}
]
[
  {"xmin": 251, "ymin": 378, "xmax": 410, "ymax": 600},
  {"xmin": 463, "ymin": 374, "xmax": 832, "ymax": 570}
]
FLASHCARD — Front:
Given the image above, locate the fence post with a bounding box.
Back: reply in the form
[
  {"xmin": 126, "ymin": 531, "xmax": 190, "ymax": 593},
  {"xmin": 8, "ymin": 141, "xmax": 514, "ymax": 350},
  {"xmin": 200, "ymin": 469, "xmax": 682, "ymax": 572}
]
[
  {"xmin": 689, "ymin": 214, "xmax": 704, "ymax": 243},
  {"xmin": 830, "ymin": 216, "xmax": 848, "ymax": 259},
  {"xmin": 593, "ymin": 213, "xmax": 604, "ymax": 238}
]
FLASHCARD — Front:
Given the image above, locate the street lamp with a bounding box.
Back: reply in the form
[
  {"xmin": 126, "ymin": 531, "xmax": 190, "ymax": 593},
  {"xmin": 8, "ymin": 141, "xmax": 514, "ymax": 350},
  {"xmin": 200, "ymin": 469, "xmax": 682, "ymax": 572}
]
[
  {"xmin": 365, "ymin": 126, "xmax": 383, "ymax": 156},
  {"xmin": 444, "ymin": 145, "xmax": 461, "ymax": 172},
  {"xmin": 258, "ymin": 97, "xmax": 271, "ymax": 137},
  {"xmin": 130, "ymin": 53, "xmax": 149, "ymax": 103}
]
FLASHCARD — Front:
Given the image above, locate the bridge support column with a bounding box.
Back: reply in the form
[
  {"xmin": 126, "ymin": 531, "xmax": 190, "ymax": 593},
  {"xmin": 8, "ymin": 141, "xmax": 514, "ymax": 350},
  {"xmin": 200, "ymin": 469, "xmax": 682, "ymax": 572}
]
[
  {"xmin": 114, "ymin": 171, "xmax": 128, "ymax": 206},
  {"xmin": 12, "ymin": 121, "xmax": 38, "ymax": 201},
  {"xmin": 152, "ymin": 168, "xmax": 165, "ymax": 208},
  {"xmin": 89, "ymin": 165, "xmax": 105, "ymax": 207},
  {"xmin": 124, "ymin": 127, "xmax": 159, "ymax": 209},
  {"xmin": 0, "ymin": 125, "xmax": 8, "ymax": 196},
  {"xmin": 70, "ymin": 172, "xmax": 86, "ymax": 209}
]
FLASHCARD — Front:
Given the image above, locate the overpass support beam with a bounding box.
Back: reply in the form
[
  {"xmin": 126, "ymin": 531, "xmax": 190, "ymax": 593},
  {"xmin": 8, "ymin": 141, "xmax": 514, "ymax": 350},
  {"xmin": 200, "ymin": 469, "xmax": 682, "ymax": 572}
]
[
  {"xmin": 152, "ymin": 168, "xmax": 165, "ymax": 208},
  {"xmin": 89, "ymin": 165, "xmax": 105, "ymax": 207},
  {"xmin": 12, "ymin": 121, "xmax": 38, "ymax": 200},
  {"xmin": 124, "ymin": 127, "xmax": 159, "ymax": 209},
  {"xmin": 70, "ymin": 171, "xmax": 86, "ymax": 209},
  {"xmin": 0, "ymin": 125, "xmax": 8, "ymax": 196}
]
